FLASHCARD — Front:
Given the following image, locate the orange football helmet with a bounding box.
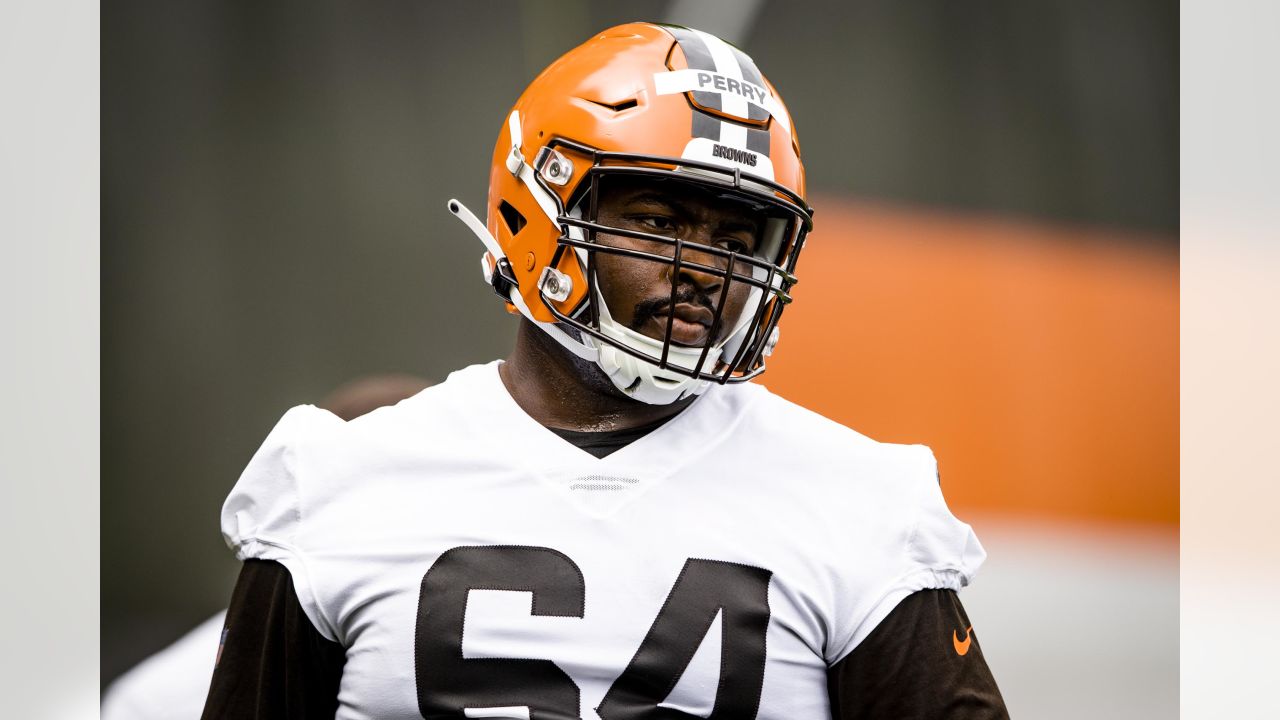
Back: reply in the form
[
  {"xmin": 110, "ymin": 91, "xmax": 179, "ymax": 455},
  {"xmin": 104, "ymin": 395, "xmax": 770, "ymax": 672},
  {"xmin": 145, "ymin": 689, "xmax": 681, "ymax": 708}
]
[{"xmin": 449, "ymin": 22, "xmax": 813, "ymax": 404}]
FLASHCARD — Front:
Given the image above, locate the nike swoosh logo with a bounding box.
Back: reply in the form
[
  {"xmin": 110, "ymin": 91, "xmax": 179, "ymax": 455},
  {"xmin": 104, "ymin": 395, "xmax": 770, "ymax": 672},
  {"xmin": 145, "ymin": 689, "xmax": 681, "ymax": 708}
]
[{"xmin": 953, "ymin": 626, "xmax": 974, "ymax": 656}]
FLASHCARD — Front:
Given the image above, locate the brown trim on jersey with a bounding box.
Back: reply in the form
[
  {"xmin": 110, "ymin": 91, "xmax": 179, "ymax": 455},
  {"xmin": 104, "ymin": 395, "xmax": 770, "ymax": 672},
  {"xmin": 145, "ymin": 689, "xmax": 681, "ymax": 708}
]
[
  {"xmin": 827, "ymin": 589, "xmax": 1009, "ymax": 720},
  {"xmin": 201, "ymin": 559, "xmax": 345, "ymax": 720}
]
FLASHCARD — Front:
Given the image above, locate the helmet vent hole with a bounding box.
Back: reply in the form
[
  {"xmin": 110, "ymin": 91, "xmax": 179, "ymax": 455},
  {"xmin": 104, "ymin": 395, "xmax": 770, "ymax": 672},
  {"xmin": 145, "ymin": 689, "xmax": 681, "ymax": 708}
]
[
  {"xmin": 498, "ymin": 200, "xmax": 527, "ymax": 236},
  {"xmin": 583, "ymin": 97, "xmax": 638, "ymax": 112}
]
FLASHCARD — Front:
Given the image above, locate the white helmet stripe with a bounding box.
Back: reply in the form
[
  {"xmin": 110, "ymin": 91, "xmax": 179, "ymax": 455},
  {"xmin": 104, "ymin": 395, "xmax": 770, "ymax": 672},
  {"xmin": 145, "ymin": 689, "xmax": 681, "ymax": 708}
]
[{"xmin": 691, "ymin": 29, "xmax": 749, "ymax": 119}]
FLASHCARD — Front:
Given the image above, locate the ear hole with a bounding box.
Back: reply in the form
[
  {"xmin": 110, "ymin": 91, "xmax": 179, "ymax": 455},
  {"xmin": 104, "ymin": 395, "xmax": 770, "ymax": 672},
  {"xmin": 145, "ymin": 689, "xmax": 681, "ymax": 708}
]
[{"xmin": 498, "ymin": 200, "xmax": 527, "ymax": 236}]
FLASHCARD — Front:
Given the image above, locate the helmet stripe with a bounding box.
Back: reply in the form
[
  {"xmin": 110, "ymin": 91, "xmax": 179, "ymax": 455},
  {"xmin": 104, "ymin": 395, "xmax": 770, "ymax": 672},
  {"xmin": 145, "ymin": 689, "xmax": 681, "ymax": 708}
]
[
  {"xmin": 658, "ymin": 25, "xmax": 792, "ymax": 137},
  {"xmin": 691, "ymin": 108, "xmax": 721, "ymax": 141},
  {"xmin": 667, "ymin": 26, "xmax": 775, "ymax": 165},
  {"xmin": 689, "ymin": 28, "xmax": 750, "ymax": 119},
  {"xmin": 665, "ymin": 26, "xmax": 723, "ymax": 112},
  {"xmin": 729, "ymin": 46, "xmax": 772, "ymax": 123}
]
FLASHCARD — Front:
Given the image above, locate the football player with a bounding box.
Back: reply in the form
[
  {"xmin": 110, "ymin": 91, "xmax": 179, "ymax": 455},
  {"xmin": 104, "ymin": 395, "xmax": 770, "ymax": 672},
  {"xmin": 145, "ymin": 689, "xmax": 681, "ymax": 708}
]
[{"xmin": 204, "ymin": 23, "xmax": 1007, "ymax": 719}]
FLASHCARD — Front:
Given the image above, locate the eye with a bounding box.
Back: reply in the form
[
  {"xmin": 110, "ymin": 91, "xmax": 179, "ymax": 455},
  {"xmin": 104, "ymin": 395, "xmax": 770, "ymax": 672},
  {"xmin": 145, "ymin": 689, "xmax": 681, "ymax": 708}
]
[
  {"xmin": 715, "ymin": 237, "xmax": 752, "ymax": 255},
  {"xmin": 627, "ymin": 212, "xmax": 686, "ymax": 235},
  {"xmin": 635, "ymin": 215, "xmax": 679, "ymax": 234}
]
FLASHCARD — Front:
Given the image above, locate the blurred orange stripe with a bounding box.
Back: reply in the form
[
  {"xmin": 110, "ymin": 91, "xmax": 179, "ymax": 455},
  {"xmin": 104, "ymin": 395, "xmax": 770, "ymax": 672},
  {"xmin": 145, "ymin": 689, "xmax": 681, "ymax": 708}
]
[{"xmin": 765, "ymin": 198, "xmax": 1178, "ymax": 526}]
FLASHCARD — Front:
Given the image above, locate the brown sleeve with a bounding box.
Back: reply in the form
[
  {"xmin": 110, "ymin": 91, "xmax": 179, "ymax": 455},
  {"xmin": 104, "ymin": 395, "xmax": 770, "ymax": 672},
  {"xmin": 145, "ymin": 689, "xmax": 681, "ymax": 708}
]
[
  {"xmin": 827, "ymin": 589, "xmax": 1009, "ymax": 720},
  {"xmin": 201, "ymin": 559, "xmax": 346, "ymax": 720}
]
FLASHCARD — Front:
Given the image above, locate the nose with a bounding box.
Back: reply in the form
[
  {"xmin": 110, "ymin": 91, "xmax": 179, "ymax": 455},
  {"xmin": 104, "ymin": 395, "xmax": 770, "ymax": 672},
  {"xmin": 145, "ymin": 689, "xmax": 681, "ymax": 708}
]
[{"xmin": 670, "ymin": 226, "xmax": 727, "ymax": 292}]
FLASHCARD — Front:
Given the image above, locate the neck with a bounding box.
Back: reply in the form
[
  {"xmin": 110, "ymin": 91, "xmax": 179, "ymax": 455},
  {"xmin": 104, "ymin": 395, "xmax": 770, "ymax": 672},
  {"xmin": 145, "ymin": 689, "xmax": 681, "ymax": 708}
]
[{"xmin": 500, "ymin": 319, "xmax": 695, "ymax": 432}]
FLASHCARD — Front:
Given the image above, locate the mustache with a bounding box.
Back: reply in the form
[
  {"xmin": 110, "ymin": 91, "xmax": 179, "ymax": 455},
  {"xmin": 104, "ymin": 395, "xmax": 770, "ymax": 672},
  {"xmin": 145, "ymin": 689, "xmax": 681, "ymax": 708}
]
[{"xmin": 628, "ymin": 286, "xmax": 717, "ymax": 332}]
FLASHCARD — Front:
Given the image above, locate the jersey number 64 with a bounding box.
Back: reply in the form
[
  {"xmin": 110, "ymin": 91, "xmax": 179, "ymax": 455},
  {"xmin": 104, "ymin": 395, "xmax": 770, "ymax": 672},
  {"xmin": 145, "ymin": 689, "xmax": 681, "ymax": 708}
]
[{"xmin": 415, "ymin": 545, "xmax": 773, "ymax": 720}]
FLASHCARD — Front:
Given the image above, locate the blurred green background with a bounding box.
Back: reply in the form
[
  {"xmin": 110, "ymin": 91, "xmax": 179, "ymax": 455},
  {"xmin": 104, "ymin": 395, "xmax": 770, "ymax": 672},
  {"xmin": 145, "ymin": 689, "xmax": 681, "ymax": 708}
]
[{"xmin": 102, "ymin": 0, "xmax": 1175, "ymax": 689}]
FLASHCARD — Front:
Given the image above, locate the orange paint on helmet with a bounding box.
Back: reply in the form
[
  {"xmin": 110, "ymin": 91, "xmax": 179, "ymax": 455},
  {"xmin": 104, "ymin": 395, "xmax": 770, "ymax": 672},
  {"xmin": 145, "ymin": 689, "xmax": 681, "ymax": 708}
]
[{"xmin": 485, "ymin": 22, "xmax": 807, "ymax": 323}]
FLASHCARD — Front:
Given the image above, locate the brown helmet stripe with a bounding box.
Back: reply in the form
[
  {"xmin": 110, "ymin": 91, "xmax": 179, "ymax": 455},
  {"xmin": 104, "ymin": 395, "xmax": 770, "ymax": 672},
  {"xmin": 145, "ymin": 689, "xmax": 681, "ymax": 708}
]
[{"xmin": 664, "ymin": 26, "xmax": 723, "ymax": 112}]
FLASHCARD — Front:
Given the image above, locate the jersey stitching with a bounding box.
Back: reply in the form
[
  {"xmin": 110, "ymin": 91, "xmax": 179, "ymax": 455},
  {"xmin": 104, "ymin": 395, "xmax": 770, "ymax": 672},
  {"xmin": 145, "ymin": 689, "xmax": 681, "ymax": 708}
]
[
  {"xmin": 700, "ymin": 558, "xmax": 773, "ymax": 716},
  {"xmin": 615, "ymin": 557, "xmax": 773, "ymax": 712},
  {"xmin": 827, "ymin": 566, "xmax": 962, "ymax": 667},
  {"xmin": 461, "ymin": 545, "xmax": 587, "ymax": 618},
  {"xmin": 240, "ymin": 533, "xmax": 342, "ymax": 644}
]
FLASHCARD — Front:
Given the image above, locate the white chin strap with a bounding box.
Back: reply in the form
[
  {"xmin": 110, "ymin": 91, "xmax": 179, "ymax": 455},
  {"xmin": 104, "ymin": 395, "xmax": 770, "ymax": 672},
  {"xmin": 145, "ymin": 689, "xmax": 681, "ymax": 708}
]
[
  {"xmin": 586, "ymin": 289, "xmax": 715, "ymax": 405},
  {"xmin": 447, "ymin": 110, "xmax": 770, "ymax": 405}
]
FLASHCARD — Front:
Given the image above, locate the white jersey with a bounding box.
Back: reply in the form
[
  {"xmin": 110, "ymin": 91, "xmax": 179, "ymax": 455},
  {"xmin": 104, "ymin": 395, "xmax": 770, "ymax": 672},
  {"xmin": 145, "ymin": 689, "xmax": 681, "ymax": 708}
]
[
  {"xmin": 101, "ymin": 610, "xmax": 226, "ymax": 720},
  {"xmin": 222, "ymin": 361, "xmax": 985, "ymax": 720}
]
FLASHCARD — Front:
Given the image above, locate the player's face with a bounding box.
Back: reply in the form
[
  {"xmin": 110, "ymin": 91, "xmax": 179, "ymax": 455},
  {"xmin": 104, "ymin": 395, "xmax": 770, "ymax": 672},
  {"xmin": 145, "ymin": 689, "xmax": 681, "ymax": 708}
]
[{"xmin": 591, "ymin": 177, "xmax": 766, "ymax": 348}]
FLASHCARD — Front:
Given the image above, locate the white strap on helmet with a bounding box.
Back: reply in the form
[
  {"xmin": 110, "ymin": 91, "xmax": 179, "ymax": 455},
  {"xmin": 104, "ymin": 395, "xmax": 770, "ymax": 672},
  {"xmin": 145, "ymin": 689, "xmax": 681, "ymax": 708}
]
[
  {"xmin": 449, "ymin": 110, "xmax": 762, "ymax": 404},
  {"xmin": 445, "ymin": 197, "xmax": 597, "ymax": 363},
  {"xmin": 505, "ymin": 111, "xmax": 563, "ymax": 229}
]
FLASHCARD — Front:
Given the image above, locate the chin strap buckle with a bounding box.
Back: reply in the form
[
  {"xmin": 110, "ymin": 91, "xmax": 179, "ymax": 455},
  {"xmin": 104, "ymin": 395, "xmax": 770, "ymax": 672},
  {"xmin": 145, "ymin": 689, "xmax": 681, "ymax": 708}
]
[
  {"xmin": 480, "ymin": 251, "xmax": 519, "ymax": 302},
  {"xmin": 487, "ymin": 254, "xmax": 519, "ymax": 302}
]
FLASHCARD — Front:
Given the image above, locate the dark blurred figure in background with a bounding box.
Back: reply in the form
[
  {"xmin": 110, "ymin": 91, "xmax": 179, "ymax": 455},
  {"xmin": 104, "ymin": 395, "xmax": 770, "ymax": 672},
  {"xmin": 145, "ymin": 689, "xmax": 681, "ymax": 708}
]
[{"xmin": 101, "ymin": 374, "xmax": 432, "ymax": 720}]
